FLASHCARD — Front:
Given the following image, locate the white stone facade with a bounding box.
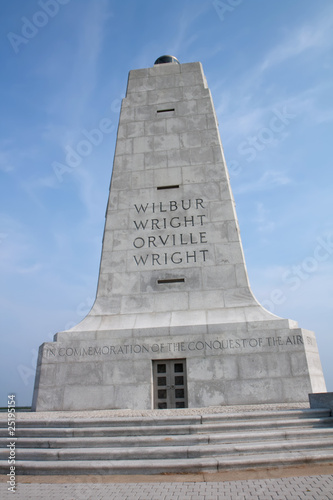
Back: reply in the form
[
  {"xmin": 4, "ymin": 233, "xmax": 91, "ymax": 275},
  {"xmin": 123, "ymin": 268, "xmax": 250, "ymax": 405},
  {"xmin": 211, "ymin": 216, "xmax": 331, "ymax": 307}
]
[{"xmin": 32, "ymin": 60, "xmax": 326, "ymax": 411}]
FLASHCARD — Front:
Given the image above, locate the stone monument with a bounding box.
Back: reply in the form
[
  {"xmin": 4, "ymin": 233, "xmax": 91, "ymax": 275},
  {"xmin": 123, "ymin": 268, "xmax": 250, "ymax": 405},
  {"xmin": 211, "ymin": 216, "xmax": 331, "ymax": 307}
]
[{"xmin": 32, "ymin": 56, "xmax": 326, "ymax": 411}]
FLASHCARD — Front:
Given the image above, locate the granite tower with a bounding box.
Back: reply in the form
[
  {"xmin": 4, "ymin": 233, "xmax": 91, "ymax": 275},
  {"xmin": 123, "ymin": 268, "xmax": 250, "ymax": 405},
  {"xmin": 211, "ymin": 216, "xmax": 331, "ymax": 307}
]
[{"xmin": 32, "ymin": 56, "xmax": 326, "ymax": 411}]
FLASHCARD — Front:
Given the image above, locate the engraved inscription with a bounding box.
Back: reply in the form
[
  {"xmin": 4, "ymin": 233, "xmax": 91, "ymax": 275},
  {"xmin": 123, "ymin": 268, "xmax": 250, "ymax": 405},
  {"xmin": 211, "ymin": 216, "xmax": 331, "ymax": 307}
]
[
  {"xmin": 43, "ymin": 334, "xmax": 307, "ymax": 359},
  {"xmin": 132, "ymin": 198, "xmax": 209, "ymax": 267}
]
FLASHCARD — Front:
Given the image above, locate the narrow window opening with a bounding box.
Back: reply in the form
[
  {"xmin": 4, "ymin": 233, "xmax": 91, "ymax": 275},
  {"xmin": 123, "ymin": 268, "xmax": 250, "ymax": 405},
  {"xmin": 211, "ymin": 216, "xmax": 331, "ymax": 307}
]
[
  {"xmin": 157, "ymin": 108, "xmax": 175, "ymax": 114},
  {"xmin": 157, "ymin": 278, "xmax": 185, "ymax": 284},
  {"xmin": 157, "ymin": 185, "xmax": 179, "ymax": 190}
]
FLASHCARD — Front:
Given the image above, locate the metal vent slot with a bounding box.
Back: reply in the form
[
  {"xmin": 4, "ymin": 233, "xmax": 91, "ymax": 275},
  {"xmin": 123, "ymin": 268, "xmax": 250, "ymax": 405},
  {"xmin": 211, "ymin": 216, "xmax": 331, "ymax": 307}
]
[
  {"xmin": 156, "ymin": 108, "xmax": 175, "ymax": 113},
  {"xmin": 157, "ymin": 278, "xmax": 185, "ymax": 284},
  {"xmin": 157, "ymin": 185, "xmax": 179, "ymax": 190}
]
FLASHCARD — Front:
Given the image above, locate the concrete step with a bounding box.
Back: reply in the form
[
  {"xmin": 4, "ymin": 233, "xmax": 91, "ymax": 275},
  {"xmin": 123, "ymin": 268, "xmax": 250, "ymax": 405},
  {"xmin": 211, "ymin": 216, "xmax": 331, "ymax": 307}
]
[
  {"xmin": 2, "ymin": 437, "xmax": 333, "ymax": 462},
  {"xmin": 1, "ymin": 416, "xmax": 331, "ymax": 439},
  {"xmin": 202, "ymin": 408, "xmax": 331, "ymax": 423},
  {"xmin": 2, "ymin": 449, "xmax": 333, "ymax": 475},
  {"xmin": 0, "ymin": 408, "xmax": 331, "ymax": 475},
  {"xmin": 1, "ymin": 408, "xmax": 329, "ymax": 429},
  {"xmin": 2, "ymin": 426, "xmax": 332, "ymax": 449},
  {"xmin": 0, "ymin": 415, "xmax": 201, "ymax": 429}
]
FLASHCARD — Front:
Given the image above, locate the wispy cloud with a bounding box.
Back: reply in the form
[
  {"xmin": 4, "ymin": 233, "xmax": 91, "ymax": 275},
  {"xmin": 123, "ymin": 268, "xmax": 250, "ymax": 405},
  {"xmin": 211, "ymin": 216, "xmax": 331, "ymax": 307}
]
[
  {"xmin": 214, "ymin": 6, "xmax": 333, "ymax": 142},
  {"xmin": 0, "ymin": 140, "xmax": 17, "ymax": 173},
  {"xmin": 72, "ymin": 166, "xmax": 103, "ymax": 225},
  {"xmin": 0, "ymin": 215, "xmax": 41, "ymax": 276},
  {"xmin": 163, "ymin": 2, "xmax": 211, "ymax": 59},
  {"xmin": 13, "ymin": 2, "xmax": 114, "ymax": 214},
  {"xmin": 252, "ymin": 260, "xmax": 333, "ymax": 315},
  {"xmin": 0, "ymin": 152, "xmax": 14, "ymax": 173},
  {"xmin": 219, "ymin": 79, "xmax": 332, "ymax": 155},
  {"xmin": 260, "ymin": 7, "xmax": 333, "ymax": 72},
  {"xmin": 253, "ymin": 202, "xmax": 275, "ymax": 234},
  {"xmin": 15, "ymin": 263, "xmax": 43, "ymax": 275},
  {"xmin": 132, "ymin": 2, "xmax": 210, "ymax": 70},
  {"xmin": 43, "ymin": 1, "xmax": 112, "ymax": 149},
  {"xmin": 234, "ymin": 170, "xmax": 291, "ymax": 195}
]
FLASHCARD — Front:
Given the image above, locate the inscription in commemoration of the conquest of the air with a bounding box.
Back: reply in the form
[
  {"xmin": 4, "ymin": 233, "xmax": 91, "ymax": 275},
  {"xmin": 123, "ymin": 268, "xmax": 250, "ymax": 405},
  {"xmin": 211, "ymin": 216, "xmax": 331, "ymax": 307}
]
[{"xmin": 132, "ymin": 198, "xmax": 209, "ymax": 267}]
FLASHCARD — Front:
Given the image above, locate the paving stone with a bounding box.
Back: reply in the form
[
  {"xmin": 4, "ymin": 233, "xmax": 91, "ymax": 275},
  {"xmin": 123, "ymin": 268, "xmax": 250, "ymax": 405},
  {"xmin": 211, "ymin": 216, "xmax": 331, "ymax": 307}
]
[{"xmin": 1, "ymin": 476, "xmax": 333, "ymax": 500}]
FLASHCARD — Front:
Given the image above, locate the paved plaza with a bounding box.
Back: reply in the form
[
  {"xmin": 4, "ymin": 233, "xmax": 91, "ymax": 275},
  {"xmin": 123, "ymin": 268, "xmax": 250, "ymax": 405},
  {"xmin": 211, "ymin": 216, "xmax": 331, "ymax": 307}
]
[{"xmin": 1, "ymin": 473, "xmax": 333, "ymax": 500}]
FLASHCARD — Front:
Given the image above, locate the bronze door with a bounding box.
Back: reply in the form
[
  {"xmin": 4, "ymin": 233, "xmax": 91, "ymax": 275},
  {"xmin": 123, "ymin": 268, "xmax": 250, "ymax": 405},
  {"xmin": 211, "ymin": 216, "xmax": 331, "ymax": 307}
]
[{"xmin": 153, "ymin": 359, "xmax": 187, "ymax": 409}]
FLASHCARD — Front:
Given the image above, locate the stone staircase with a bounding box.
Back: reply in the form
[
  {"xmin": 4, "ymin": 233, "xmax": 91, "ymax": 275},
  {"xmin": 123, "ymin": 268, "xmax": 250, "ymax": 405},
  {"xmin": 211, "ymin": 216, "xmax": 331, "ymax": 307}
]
[{"xmin": 1, "ymin": 408, "xmax": 333, "ymax": 475}]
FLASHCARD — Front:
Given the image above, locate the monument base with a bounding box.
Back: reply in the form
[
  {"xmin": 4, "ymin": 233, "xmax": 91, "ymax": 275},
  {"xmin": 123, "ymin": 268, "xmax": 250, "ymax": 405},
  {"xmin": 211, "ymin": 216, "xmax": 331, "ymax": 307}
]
[
  {"xmin": 32, "ymin": 318, "xmax": 326, "ymax": 411},
  {"xmin": 309, "ymin": 393, "xmax": 333, "ymax": 411}
]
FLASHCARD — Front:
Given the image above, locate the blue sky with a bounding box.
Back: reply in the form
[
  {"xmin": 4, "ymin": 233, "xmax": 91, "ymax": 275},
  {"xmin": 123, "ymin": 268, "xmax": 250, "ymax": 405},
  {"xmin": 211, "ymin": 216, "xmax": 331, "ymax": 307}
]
[{"xmin": 0, "ymin": 0, "xmax": 332, "ymax": 406}]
